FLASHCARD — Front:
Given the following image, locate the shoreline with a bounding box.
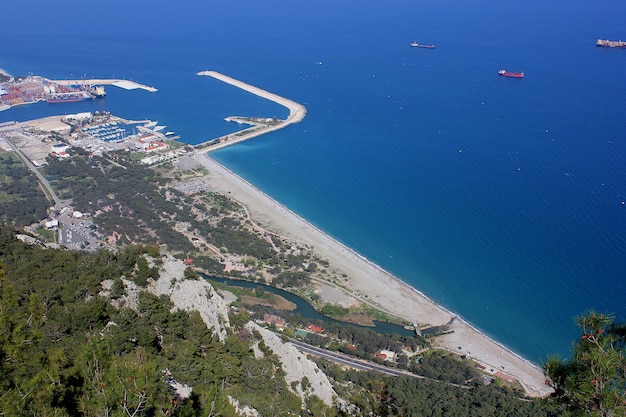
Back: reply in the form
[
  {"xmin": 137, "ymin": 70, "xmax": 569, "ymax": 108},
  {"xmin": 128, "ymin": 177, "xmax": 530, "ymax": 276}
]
[
  {"xmin": 3, "ymin": 67, "xmax": 551, "ymax": 396},
  {"xmin": 187, "ymin": 71, "xmax": 550, "ymax": 396},
  {"xmin": 192, "ymin": 152, "xmax": 551, "ymax": 397}
]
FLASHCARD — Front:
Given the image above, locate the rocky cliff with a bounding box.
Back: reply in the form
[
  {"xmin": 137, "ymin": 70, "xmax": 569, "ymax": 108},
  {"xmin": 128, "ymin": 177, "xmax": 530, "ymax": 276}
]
[
  {"xmin": 148, "ymin": 255, "xmax": 231, "ymax": 340},
  {"xmin": 246, "ymin": 322, "xmax": 339, "ymax": 407}
]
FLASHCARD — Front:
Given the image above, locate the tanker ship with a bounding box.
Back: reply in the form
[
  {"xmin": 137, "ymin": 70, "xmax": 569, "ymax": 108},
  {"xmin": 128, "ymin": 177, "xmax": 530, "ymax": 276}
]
[
  {"xmin": 498, "ymin": 69, "xmax": 524, "ymax": 78},
  {"xmin": 596, "ymin": 39, "xmax": 626, "ymax": 48},
  {"xmin": 410, "ymin": 41, "xmax": 435, "ymax": 49},
  {"xmin": 46, "ymin": 91, "xmax": 94, "ymax": 103}
]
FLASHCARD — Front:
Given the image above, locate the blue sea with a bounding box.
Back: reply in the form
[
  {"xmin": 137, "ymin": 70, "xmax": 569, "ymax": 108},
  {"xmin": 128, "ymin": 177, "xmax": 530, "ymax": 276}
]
[{"xmin": 2, "ymin": 0, "xmax": 625, "ymax": 364}]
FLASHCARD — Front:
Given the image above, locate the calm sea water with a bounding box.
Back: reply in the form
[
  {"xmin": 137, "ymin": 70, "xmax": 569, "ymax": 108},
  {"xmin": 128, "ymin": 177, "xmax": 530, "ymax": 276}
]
[{"xmin": 2, "ymin": 0, "xmax": 625, "ymax": 363}]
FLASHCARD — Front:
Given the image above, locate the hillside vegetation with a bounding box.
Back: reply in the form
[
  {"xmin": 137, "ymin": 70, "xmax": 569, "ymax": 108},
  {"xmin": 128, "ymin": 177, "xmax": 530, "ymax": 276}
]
[
  {"xmin": 0, "ymin": 226, "xmax": 333, "ymax": 416},
  {"xmin": 0, "ymin": 225, "xmax": 563, "ymax": 416}
]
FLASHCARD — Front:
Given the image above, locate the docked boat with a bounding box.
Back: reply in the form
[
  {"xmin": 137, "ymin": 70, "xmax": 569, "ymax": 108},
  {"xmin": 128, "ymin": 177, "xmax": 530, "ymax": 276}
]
[
  {"xmin": 498, "ymin": 69, "xmax": 524, "ymax": 78},
  {"xmin": 91, "ymin": 85, "xmax": 106, "ymax": 97},
  {"xmin": 144, "ymin": 120, "xmax": 158, "ymax": 128},
  {"xmin": 596, "ymin": 38, "xmax": 626, "ymax": 48},
  {"xmin": 153, "ymin": 125, "xmax": 166, "ymax": 132},
  {"xmin": 46, "ymin": 91, "xmax": 93, "ymax": 103},
  {"xmin": 410, "ymin": 41, "xmax": 435, "ymax": 49}
]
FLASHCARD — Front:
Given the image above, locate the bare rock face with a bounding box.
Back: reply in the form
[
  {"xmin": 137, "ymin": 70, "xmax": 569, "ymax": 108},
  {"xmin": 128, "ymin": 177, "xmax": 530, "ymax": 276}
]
[
  {"xmin": 100, "ymin": 278, "xmax": 141, "ymax": 310},
  {"xmin": 228, "ymin": 396, "xmax": 261, "ymax": 417},
  {"xmin": 149, "ymin": 255, "xmax": 230, "ymax": 340},
  {"xmin": 245, "ymin": 322, "xmax": 339, "ymax": 407}
]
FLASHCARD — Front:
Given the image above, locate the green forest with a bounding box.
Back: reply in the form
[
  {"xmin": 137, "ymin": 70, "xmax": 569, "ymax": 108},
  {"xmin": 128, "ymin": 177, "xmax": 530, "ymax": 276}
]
[
  {"xmin": 0, "ymin": 153, "xmax": 49, "ymax": 226},
  {"xmin": 0, "ymin": 225, "xmax": 324, "ymax": 416},
  {"xmin": 0, "ymin": 223, "xmax": 584, "ymax": 416}
]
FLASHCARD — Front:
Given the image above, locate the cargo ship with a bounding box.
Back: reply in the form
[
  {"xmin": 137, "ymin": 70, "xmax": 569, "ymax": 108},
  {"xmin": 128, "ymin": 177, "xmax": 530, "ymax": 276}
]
[
  {"xmin": 410, "ymin": 41, "xmax": 435, "ymax": 49},
  {"xmin": 46, "ymin": 91, "xmax": 93, "ymax": 103},
  {"xmin": 596, "ymin": 38, "xmax": 626, "ymax": 48},
  {"xmin": 498, "ymin": 69, "xmax": 524, "ymax": 78}
]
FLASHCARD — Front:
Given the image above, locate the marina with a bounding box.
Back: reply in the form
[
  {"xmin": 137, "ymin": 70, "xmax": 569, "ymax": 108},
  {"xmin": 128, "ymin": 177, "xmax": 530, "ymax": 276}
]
[{"xmin": 82, "ymin": 122, "xmax": 130, "ymax": 142}]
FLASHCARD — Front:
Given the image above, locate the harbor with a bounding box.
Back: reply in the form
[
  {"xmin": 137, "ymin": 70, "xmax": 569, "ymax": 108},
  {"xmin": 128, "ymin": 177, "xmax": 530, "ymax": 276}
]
[
  {"xmin": 49, "ymin": 78, "xmax": 157, "ymax": 92},
  {"xmin": 0, "ymin": 69, "xmax": 157, "ymax": 111}
]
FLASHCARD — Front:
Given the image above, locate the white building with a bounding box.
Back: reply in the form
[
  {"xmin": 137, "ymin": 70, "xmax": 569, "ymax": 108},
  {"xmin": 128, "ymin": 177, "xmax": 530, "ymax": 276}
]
[
  {"xmin": 65, "ymin": 112, "xmax": 92, "ymax": 122},
  {"xmin": 45, "ymin": 219, "xmax": 59, "ymax": 229}
]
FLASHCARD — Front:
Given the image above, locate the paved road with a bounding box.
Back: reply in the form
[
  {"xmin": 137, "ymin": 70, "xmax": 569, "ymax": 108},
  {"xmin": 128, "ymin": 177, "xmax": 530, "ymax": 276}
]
[
  {"xmin": 13, "ymin": 145, "xmax": 61, "ymax": 208},
  {"xmin": 290, "ymin": 339, "xmax": 422, "ymax": 379},
  {"xmin": 3, "ymin": 132, "xmax": 71, "ymax": 210},
  {"xmin": 290, "ymin": 339, "xmax": 473, "ymax": 392}
]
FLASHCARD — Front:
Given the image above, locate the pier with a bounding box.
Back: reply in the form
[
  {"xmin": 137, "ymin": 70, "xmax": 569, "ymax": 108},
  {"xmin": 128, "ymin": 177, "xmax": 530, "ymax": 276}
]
[
  {"xmin": 0, "ymin": 71, "xmax": 157, "ymax": 111},
  {"xmin": 195, "ymin": 71, "xmax": 306, "ymax": 151},
  {"xmin": 47, "ymin": 78, "xmax": 157, "ymax": 92}
]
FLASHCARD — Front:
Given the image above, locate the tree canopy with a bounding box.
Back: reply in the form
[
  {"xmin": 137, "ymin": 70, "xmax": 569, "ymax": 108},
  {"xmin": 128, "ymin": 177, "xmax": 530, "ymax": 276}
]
[
  {"xmin": 0, "ymin": 224, "xmax": 320, "ymax": 416},
  {"xmin": 545, "ymin": 311, "xmax": 626, "ymax": 417}
]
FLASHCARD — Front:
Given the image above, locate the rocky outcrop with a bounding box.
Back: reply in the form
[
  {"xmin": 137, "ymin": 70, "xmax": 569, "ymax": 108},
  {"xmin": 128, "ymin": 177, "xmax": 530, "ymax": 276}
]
[
  {"xmin": 228, "ymin": 396, "xmax": 261, "ymax": 417},
  {"xmin": 149, "ymin": 255, "xmax": 230, "ymax": 340},
  {"xmin": 245, "ymin": 322, "xmax": 339, "ymax": 407},
  {"xmin": 100, "ymin": 278, "xmax": 141, "ymax": 311}
]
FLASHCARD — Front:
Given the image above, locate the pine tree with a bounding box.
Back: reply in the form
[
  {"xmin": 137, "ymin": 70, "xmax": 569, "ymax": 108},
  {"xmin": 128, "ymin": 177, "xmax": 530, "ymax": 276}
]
[{"xmin": 545, "ymin": 311, "xmax": 626, "ymax": 416}]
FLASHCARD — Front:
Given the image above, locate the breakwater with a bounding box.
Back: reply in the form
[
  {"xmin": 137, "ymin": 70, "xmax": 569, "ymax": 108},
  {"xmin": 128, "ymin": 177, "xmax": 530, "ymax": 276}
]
[{"xmin": 194, "ymin": 71, "xmax": 306, "ymax": 150}]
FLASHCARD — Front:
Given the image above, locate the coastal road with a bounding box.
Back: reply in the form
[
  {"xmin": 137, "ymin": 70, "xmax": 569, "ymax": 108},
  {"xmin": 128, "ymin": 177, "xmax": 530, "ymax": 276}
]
[
  {"xmin": 290, "ymin": 339, "xmax": 420, "ymax": 379},
  {"xmin": 290, "ymin": 339, "xmax": 473, "ymax": 391}
]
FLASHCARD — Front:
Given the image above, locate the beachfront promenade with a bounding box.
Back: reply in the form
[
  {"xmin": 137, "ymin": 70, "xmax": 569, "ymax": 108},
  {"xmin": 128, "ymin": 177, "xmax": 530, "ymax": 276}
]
[
  {"xmin": 196, "ymin": 71, "xmax": 306, "ymax": 150},
  {"xmin": 48, "ymin": 78, "xmax": 157, "ymax": 92}
]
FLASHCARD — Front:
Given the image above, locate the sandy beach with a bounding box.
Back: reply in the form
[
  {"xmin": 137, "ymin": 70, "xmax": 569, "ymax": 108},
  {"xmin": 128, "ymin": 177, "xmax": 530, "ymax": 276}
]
[
  {"xmin": 187, "ymin": 70, "xmax": 551, "ymax": 397},
  {"xmin": 192, "ymin": 153, "xmax": 550, "ymax": 397}
]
